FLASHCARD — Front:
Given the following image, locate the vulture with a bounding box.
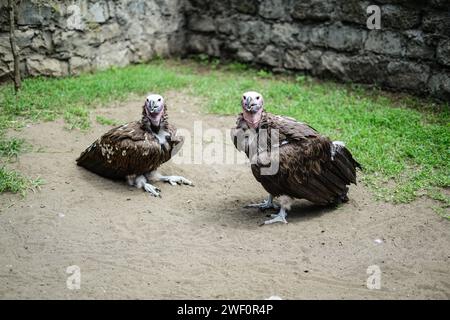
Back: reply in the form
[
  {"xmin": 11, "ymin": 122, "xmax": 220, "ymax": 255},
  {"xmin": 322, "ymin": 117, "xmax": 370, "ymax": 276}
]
[
  {"xmin": 76, "ymin": 94, "xmax": 192, "ymax": 197},
  {"xmin": 231, "ymin": 91, "xmax": 361, "ymax": 225}
]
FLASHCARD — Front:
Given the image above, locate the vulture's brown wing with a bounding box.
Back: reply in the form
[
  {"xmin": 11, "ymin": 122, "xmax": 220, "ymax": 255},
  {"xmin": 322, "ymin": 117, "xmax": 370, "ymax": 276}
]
[
  {"xmin": 253, "ymin": 113, "xmax": 361, "ymax": 204},
  {"xmin": 76, "ymin": 121, "xmax": 165, "ymax": 180},
  {"xmin": 267, "ymin": 114, "xmax": 320, "ymax": 142}
]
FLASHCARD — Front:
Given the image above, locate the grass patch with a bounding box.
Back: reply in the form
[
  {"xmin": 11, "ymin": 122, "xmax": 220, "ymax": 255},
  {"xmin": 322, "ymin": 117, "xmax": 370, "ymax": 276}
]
[
  {"xmin": 0, "ymin": 58, "xmax": 448, "ymax": 212},
  {"xmin": 96, "ymin": 115, "xmax": 119, "ymax": 126},
  {"xmin": 64, "ymin": 106, "xmax": 91, "ymax": 130},
  {"xmin": 0, "ymin": 166, "xmax": 43, "ymax": 195},
  {"xmin": 0, "ymin": 61, "xmax": 189, "ymax": 131},
  {"xmin": 0, "ymin": 137, "xmax": 26, "ymax": 158}
]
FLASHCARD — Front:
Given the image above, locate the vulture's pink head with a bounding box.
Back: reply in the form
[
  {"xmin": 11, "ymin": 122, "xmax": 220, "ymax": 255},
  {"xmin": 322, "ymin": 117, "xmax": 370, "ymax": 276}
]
[
  {"xmin": 242, "ymin": 91, "xmax": 264, "ymax": 128},
  {"xmin": 144, "ymin": 94, "xmax": 165, "ymax": 126}
]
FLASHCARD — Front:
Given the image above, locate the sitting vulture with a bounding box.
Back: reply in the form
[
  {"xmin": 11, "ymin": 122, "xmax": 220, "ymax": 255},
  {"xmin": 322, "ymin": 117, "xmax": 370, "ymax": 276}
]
[
  {"xmin": 76, "ymin": 94, "xmax": 192, "ymax": 197},
  {"xmin": 231, "ymin": 91, "xmax": 361, "ymax": 225}
]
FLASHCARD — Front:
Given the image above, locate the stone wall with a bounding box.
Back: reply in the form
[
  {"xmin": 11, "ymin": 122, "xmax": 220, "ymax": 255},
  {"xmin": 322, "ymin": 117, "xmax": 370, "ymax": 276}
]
[
  {"xmin": 1, "ymin": 0, "xmax": 449, "ymax": 100},
  {"xmin": 0, "ymin": 0, "xmax": 185, "ymax": 78},
  {"xmin": 185, "ymin": 0, "xmax": 450, "ymax": 100}
]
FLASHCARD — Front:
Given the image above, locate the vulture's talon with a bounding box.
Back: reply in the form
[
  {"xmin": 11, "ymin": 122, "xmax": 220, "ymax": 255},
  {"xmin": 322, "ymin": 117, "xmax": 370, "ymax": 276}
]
[
  {"xmin": 144, "ymin": 183, "xmax": 161, "ymax": 197},
  {"xmin": 245, "ymin": 195, "xmax": 279, "ymax": 211},
  {"xmin": 161, "ymin": 175, "xmax": 192, "ymax": 186},
  {"xmin": 262, "ymin": 208, "xmax": 288, "ymax": 225}
]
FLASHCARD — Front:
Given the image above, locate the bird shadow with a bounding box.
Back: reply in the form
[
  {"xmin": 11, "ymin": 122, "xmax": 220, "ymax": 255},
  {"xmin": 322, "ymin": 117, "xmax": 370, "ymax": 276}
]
[
  {"xmin": 284, "ymin": 200, "xmax": 338, "ymax": 223},
  {"xmin": 75, "ymin": 166, "xmax": 134, "ymax": 193},
  {"xmin": 219, "ymin": 197, "xmax": 339, "ymax": 228}
]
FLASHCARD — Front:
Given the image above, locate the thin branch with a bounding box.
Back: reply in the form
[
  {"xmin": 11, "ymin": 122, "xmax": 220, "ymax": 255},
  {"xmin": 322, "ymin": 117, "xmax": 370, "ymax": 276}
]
[{"xmin": 8, "ymin": 0, "xmax": 21, "ymax": 93}]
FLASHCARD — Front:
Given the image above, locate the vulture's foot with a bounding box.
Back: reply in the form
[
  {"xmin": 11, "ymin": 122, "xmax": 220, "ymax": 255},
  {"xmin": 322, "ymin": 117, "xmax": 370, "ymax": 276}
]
[
  {"xmin": 261, "ymin": 208, "xmax": 288, "ymax": 226},
  {"xmin": 159, "ymin": 175, "xmax": 193, "ymax": 186},
  {"xmin": 128, "ymin": 175, "xmax": 161, "ymax": 197},
  {"xmin": 245, "ymin": 195, "xmax": 279, "ymax": 211},
  {"xmin": 144, "ymin": 183, "xmax": 161, "ymax": 197}
]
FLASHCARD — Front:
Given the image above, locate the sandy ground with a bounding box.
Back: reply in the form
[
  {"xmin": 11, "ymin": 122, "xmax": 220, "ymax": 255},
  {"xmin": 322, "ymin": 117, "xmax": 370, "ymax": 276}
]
[{"xmin": 0, "ymin": 91, "xmax": 449, "ymax": 300}]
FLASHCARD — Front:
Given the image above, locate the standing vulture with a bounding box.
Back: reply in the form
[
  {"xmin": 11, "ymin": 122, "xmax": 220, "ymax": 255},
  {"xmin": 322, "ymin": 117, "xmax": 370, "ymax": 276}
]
[
  {"xmin": 231, "ymin": 91, "xmax": 361, "ymax": 225},
  {"xmin": 76, "ymin": 94, "xmax": 192, "ymax": 197}
]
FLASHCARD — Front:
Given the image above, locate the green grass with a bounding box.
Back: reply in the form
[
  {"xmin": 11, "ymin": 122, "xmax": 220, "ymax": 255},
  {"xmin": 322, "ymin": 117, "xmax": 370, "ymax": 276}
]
[
  {"xmin": 0, "ymin": 137, "xmax": 26, "ymax": 158},
  {"xmin": 64, "ymin": 106, "xmax": 91, "ymax": 130},
  {"xmin": 96, "ymin": 115, "xmax": 119, "ymax": 126},
  {"xmin": 0, "ymin": 58, "xmax": 448, "ymax": 215},
  {"xmin": 0, "ymin": 166, "xmax": 43, "ymax": 195}
]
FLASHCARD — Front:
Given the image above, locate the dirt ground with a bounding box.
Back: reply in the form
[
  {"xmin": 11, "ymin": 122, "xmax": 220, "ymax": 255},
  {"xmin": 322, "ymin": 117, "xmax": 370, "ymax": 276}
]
[{"xmin": 0, "ymin": 91, "xmax": 449, "ymax": 299}]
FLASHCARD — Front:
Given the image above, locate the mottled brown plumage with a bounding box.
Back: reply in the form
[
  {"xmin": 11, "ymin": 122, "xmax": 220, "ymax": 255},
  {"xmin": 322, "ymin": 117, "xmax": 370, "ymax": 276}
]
[
  {"xmin": 76, "ymin": 107, "xmax": 183, "ymax": 180},
  {"xmin": 232, "ymin": 110, "xmax": 360, "ymax": 206}
]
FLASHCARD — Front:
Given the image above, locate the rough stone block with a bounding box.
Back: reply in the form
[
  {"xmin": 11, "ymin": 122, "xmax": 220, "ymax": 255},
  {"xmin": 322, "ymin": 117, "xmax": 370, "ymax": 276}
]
[
  {"xmin": 284, "ymin": 49, "xmax": 322, "ymax": 71},
  {"xmin": 365, "ymin": 30, "xmax": 406, "ymax": 56},
  {"xmin": 308, "ymin": 26, "xmax": 328, "ymax": 47},
  {"xmin": 344, "ymin": 54, "xmax": 389, "ymax": 84},
  {"xmin": 259, "ymin": 0, "xmax": 288, "ymax": 20},
  {"xmin": 404, "ymin": 30, "xmax": 435, "ymax": 59},
  {"xmin": 320, "ymin": 51, "xmax": 350, "ymax": 79},
  {"xmin": 271, "ymin": 23, "xmax": 299, "ymax": 46},
  {"xmin": 232, "ymin": 0, "xmax": 259, "ymax": 15},
  {"xmin": 0, "ymin": 60, "xmax": 12, "ymax": 79},
  {"xmin": 386, "ymin": 61, "xmax": 430, "ymax": 91},
  {"xmin": 31, "ymin": 31, "xmax": 53, "ymax": 52},
  {"xmin": 326, "ymin": 24, "xmax": 367, "ymax": 51},
  {"xmin": 236, "ymin": 50, "xmax": 255, "ymax": 62},
  {"xmin": 381, "ymin": 5, "xmax": 421, "ymax": 29},
  {"xmin": 17, "ymin": 0, "xmax": 53, "ymax": 26},
  {"xmin": 216, "ymin": 17, "xmax": 237, "ymax": 35},
  {"xmin": 153, "ymin": 36, "xmax": 171, "ymax": 56},
  {"xmin": 437, "ymin": 39, "xmax": 450, "ymax": 67},
  {"xmin": 0, "ymin": 34, "xmax": 13, "ymax": 62},
  {"xmin": 69, "ymin": 56, "xmax": 91, "ymax": 75},
  {"xmin": 338, "ymin": 0, "xmax": 371, "ymax": 25},
  {"xmin": 422, "ymin": 12, "xmax": 450, "ymax": 35},
  {"xmin": 256, "ymin": 45, "xmax": 282, "ymax": 66},
  {"xmin": 15, "ymin": 29, "xmax": 36, "ymax": 49},
  {"xmin": 238, "ymin": 20, "xmax": 271, "ymax": 44},
  {"xmin": 428, "ymin": 72, "xmax": 450, "ymax": 100},
  {"xmin": 291, "ymin": 0, "xmax": 336, "ymax": 21},
  {"xmin": 92, "ymin": 42, "xmax": 130, "ymax": 70},
  {"xmin": 188, "ymin": 15, "xmax": 216, "ymax": 32},
  {"xmin": 186, "ymin": 34, "xmax": 220, "ymax": 57},
  {"xmin": 26, "ymin": 55, "xmax": 68, "ymax": 77}
]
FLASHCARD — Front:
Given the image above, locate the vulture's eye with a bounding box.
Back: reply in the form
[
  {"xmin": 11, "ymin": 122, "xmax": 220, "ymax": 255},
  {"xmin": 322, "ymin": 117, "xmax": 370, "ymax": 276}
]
[
  {"xmin": 158, "ymin": 98, "xmax": 161, "ymax": 101},
  {"xmin": 256, "ymin": 96, "xmax": 260, "ymax": 100},
  {"xmin": 243, "ymin": 96, "xmax": 246, "ymax": 100}
]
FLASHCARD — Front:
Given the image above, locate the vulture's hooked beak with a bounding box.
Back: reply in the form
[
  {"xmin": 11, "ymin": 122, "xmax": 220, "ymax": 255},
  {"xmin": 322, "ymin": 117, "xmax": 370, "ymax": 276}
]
[
  {"xmin": 245, "ymin": 97, "xmax": 257, "ymax": 112},
  {"xmin": 147, "ymin": 100, "xmax": 157, "ymax": 113},
  {"xmin": 145, "ymin": 101, "xmax": 164, "ymax": 126}
]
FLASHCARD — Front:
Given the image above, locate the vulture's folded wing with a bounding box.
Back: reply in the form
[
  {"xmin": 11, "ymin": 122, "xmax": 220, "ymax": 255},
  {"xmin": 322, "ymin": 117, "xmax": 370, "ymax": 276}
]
[
  {"xmin": 76, "ymin": 122, "xmax": 164, "ymax": 179},
  {"xmin": 250, "ymin": 112, "xmax": 361, "ymax": 204}
]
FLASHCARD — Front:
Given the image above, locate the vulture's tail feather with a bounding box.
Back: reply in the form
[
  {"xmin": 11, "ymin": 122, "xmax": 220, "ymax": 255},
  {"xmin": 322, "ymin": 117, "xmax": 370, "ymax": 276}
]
[
  {"xmin": 76, "ymin": 144, "xmax": 122, "ymax": 180},
  {"xmin": 330, "ymin": 144, "xmax": 361, "ymax": 185}
]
